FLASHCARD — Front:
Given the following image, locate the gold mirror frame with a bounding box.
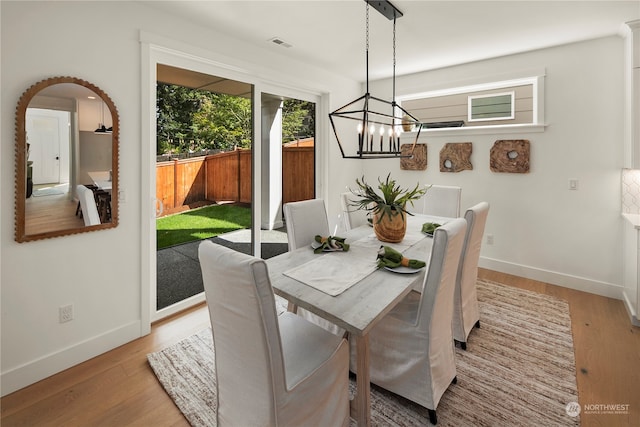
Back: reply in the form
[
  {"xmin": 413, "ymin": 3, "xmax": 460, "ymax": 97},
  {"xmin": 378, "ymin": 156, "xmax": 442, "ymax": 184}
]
[{"xmin": 15, "ymin": 76, "xmax": 119, "ymax": 242}]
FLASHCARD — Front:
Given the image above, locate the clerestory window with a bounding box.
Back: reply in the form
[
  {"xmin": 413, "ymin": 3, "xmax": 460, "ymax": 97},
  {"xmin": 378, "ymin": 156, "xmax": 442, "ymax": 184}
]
[{"xmin": 398, "ymin": 73, "xmax": 544, "ymax": 131}]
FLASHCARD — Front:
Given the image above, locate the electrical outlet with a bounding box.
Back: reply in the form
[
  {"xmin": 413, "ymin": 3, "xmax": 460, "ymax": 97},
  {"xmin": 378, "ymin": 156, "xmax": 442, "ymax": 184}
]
[
  {"xmin": 59, "ymin": 304, "xmax": 73, "ymax": 323},
  {"xmin": 486, "ymin": 234, "xmax": 494, "ymax": 245},
  {"xmin": 568, "ymin": 179, "xmax": 579, "ymax": 190}
]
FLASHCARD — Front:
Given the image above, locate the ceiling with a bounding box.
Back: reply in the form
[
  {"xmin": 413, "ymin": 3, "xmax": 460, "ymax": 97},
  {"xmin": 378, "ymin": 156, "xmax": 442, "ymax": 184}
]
[
  {"xmin": 143, "ymin": 1, "xmax": 639, "ymax": 82},
  {"xmin": 157, "ymin": 64, "xmax": 253, "ymax": 97}
]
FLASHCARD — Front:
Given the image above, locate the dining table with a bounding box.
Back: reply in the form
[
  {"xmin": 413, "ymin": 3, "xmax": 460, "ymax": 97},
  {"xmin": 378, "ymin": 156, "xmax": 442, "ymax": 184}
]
[
  {"xmin": 88, "ymin": 170, "xmax": 112, "ymax": 191},
  {"xmin": 266, "ymin": 212, "xmax": 454, "ymax": 426}
]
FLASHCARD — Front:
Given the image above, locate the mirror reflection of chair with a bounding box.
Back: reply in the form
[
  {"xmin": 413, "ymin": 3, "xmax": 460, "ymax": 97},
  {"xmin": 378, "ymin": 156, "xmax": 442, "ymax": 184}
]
[
  {"xmin": 453, "ymin": 202, "xmax": 490, "ymax": 350},
  {"xmin": 421, "ymin": 185, "xmax": 462, "ymax": 218},
  {"xmin": 76, "ymin": 185, "xmax": 101, "ymax": 226},
  {"xmin": 75, "ymin": 185, "xmax": 111, "ymax": 224},
  {"xmin": 96, "ymin": 191, "xmax": 112, "ymax": 223},
  {"xmin": 75, "ymin": 184, "xmax": 98, "ymax": 217},
  {"xmin": 350, "ymin": 218, "xmax": 467, "ymax": 425},
  {"xmin": 198, "ymin": 241, "xmax": 350, "ymax": 426}
]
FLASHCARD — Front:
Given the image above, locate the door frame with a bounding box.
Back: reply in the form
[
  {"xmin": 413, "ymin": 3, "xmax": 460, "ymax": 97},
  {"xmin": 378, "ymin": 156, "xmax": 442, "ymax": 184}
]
[{"xmin": 140, "ymin": 33, "xmax": 329, "ymax": 328}]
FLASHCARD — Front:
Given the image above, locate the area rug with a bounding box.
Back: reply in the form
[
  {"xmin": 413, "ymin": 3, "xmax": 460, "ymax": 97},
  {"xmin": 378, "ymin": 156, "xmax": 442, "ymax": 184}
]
[
  {"xmin": 147, "ymin": 280, "xmax": 579, "ymax": 426},
  {"xmin": 32, "ymin": 187, "xmax": 65, "ymax": 197}
]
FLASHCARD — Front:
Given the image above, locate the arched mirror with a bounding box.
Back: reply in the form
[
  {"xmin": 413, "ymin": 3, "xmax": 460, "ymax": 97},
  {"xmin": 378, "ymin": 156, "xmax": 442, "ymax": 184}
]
[{"xmin": 15, "ymin": 77, "xmax": 119, "ymax": 242}]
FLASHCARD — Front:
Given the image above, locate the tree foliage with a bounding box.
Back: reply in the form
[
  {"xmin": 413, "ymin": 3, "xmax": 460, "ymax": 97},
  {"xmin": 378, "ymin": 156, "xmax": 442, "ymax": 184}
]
[
  {"xmin": 157, "ymin": 83, "xmax": 314, "ymax": 155},
  {"xmin": 282, "ymin": 99, "xmax": 315, "ymax": 143}
]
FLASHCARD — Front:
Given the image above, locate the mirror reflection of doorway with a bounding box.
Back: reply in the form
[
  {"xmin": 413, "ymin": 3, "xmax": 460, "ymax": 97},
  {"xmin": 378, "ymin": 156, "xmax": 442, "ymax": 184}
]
[{"xmin": 26, "ymin": 109, "xmax": 69, "ymax": 186}]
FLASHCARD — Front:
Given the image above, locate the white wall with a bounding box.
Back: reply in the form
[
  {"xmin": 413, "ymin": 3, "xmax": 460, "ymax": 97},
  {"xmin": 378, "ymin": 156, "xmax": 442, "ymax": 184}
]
[
  {"xmin": 0, "ymin": 1, "xmax": 360, "ymax": 395},
  {"xmin": 362, "ymin": 36, "xmax": 626, "ymax": 297}
]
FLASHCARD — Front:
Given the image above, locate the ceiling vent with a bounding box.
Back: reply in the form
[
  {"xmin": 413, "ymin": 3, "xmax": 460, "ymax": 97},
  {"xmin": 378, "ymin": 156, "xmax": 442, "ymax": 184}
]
[{"xmin": 268, "ymin": 37, "xmax": 292, "ymax": 48}]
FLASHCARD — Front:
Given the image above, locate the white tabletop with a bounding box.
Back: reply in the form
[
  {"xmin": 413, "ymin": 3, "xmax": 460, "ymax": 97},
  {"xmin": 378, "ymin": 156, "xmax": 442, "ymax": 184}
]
[
  {"xmin": 88, "ymin": 171, "xmax": 112, "ymax": 191},
  {"xmin": 267, "ymin": 213, "xmax": 450, "ymax": 336}
]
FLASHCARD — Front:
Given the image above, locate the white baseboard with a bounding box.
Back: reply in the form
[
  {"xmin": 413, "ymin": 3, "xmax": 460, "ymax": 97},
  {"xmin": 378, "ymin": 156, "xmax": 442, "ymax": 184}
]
[
  {"xmin": 152, "ymin": 292, "xmax": 206, "ymax": 322},
  {"xmin": 1, "ymin": 321, "xmax": 142, "ymax": 397},
  {"xmin": 479, "ymin": 256, "xmax": 623, "ymax": 300},
  {"xmin": 622, "ymin": 291, "xmax": 640, "ymax": 326}
]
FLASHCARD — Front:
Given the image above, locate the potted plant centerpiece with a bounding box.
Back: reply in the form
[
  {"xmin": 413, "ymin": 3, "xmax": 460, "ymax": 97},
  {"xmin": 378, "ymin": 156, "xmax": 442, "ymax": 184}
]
[{"xmin": 351, "ymin": 174, "xmax": 426, "ymax": 243}]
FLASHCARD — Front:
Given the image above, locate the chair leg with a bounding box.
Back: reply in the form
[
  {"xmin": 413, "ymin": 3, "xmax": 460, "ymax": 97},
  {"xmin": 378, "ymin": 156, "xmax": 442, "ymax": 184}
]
[
  {"xmin": 475, "ymin": 320, "xmax": 481, "ymax": 329},
  {"xmin": 454, "ymin": 339, "xmax": 467, "ymax": 350},
  {"xmin": 428, "ymin": 409, "xmax": 437, "ymax": 425},
  {"xmin": 452, "ymin": 376, "xmax": 458, "ymax": 384}
]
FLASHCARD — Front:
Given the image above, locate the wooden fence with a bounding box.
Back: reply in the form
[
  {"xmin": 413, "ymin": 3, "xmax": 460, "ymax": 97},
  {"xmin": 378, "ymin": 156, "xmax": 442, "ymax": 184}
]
[{"xmin": 156, "ymin": 147, "xmax": 314, "ymax": 216}]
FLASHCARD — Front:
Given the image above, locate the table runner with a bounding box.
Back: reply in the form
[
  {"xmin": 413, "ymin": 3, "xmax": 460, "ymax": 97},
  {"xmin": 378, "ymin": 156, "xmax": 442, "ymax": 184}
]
[{"xmin": 283, "ymin": 229, "xmax": 428, "ymax": 296}]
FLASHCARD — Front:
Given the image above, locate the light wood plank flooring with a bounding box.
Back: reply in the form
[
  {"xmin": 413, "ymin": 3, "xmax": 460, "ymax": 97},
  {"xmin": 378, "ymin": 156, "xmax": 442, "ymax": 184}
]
[
  {"xmin": 24, "ymin": 189, "xmax": 84, "ymax": 235},
  {"xmin": 1, "ymin": 269, "xmax": 639, "ymax": 426}
]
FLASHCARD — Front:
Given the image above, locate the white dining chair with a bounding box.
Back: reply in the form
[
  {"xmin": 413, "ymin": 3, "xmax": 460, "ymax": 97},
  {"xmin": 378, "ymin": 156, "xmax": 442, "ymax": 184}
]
[
  {"xmin": 421, "ymin": 185, "xmax": 462, "ymax": 218},
  {"xmin": 350, "ymin": 218, "xmax": 467, "ymax": 425},
  {"xmin": 340, "ymin": 191, "xmax": 368, "ymax": 231},
  {"xmin": 198, "ymin": 241, "xmax": 350, "ymax": 426},
  {"xmin": 283, "ymin": 199, "xmax": 330, "ymax": 250},
  {"xmin": 452, "ymin": 202, "xmax": 490, "ymax": 350},
  {"xmin": 76, "ymin": 185, "xmax": 101, "ymax": 226}
]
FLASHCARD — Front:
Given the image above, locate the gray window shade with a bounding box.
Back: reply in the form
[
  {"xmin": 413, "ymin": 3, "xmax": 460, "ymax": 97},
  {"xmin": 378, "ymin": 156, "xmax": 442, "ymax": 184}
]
[{"xmin": 468, "ymin": 92, "xmax": 514, "ymax": 121}]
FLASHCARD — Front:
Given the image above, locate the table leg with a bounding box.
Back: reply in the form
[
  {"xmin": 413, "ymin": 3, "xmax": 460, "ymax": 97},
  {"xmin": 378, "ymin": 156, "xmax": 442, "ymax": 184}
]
[{"xmin": 351, "ymin": 334, "xmax": 371, "ymax": 427}]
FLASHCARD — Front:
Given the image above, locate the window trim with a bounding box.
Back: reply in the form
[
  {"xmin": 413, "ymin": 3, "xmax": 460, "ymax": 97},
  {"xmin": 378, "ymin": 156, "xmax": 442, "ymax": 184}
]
[
  {"xmin": 397, "ymin": 72, "xmax": 545, "ymax": 131},
  {"xmin": 467, "ymin": 90, "xmax": 515, "ymax": 122}
]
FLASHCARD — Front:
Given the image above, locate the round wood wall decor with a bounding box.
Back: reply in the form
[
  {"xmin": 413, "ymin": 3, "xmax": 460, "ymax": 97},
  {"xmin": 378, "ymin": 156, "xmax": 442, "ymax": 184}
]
[
  {"xmin": 400, "ymin": 143, "xmax": 427, "ymax": 170},
  {"xmin": 440, "ymin": 142, "xmax": 473, "ymax": 172},
  {"xmin": 490, "ymin": 140, "xmax": 530, "ymax": 173}
]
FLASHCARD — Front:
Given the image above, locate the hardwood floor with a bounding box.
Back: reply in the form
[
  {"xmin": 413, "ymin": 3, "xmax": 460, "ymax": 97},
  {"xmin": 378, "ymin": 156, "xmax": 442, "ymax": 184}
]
[
  {"xmin": 1, "ymin": 269, "xmax": 639, "ymax": 426},
  {"xmin": 24, "ymin": 188, "xmax": 85, "ymax": 235}
]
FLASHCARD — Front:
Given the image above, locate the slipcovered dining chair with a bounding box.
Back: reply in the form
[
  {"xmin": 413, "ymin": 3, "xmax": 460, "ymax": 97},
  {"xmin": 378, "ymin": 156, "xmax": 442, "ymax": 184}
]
[
  {"xmin": 421, "ymin": 185, "xmax": 462, "ymax": 218},
  {"xmin": 283, "ymin": 198, "xmax": 344, "ymax": 335},
  {"xmin": 198, "ymin": 241, "xmax": 350, "ymax": 427},
  {"xmin": 283, "ymin": 199, "xmax": 330, "ymax": 250},
  {"xmin": 452, "ymin": 202, "xmax": 490, "ymax": 350},
  {"xmin": 76, "ymin": 185, "xmax": 101, "ymax": 226},
  {"xmin": 340, "ymin": 191, "xmax": 368, "ymax": 231},
  {"xmin": 350, "ymin": 218, "xmax": 467, "ymax": 425}
]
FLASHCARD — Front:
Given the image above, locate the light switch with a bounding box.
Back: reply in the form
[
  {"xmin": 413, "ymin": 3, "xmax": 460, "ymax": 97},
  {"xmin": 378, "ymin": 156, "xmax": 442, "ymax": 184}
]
[{"xmin": 568, "ymin": 179, "xmax": 578, "ymax": 190}]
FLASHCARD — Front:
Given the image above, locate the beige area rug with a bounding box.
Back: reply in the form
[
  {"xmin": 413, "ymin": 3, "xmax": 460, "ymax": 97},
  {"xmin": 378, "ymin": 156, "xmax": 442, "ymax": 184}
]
[
  {"xmin": 32, "ymin": 187, "xmax": 65, "ymax": 197},
  {"xmin": 147, "ymin": 280, "xmax": 580, "ymax": 426}
]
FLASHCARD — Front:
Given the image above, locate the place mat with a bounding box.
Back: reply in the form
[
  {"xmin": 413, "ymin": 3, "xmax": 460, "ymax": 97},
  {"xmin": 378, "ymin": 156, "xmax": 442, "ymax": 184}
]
[{"xmin": 283, "ymin": 244, "xmax": 377, "ymax": 296}]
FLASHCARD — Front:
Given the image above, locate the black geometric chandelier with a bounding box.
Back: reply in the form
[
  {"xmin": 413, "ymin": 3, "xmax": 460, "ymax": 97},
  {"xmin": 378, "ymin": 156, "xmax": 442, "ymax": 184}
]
[{"xmin": 329, "ymin": 0, "xmax": 421, "ymax": 159}]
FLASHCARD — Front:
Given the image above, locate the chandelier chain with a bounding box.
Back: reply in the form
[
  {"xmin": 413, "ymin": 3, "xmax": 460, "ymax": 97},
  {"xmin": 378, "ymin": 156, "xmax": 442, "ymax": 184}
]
[
  {"xmin": 365, "ymin": 2, "xmax": 370, "ymax": 92},
  {"xmin": 392, "ymin": 16, "xmax": 396, "ymax": 103}
]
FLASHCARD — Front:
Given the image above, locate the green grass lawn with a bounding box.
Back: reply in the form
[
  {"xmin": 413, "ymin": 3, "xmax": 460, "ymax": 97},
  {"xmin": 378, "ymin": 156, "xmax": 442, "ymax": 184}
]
[{"xmin": 156, "ymin": 204, "xmax": 252, "ymax": 249}]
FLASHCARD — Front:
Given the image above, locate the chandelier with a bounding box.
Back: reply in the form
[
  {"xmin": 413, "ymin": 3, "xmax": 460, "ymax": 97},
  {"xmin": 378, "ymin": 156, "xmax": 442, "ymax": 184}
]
[{"xmin": 329, "ymin": 0, "xmax": 421, "ymax": 159}]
